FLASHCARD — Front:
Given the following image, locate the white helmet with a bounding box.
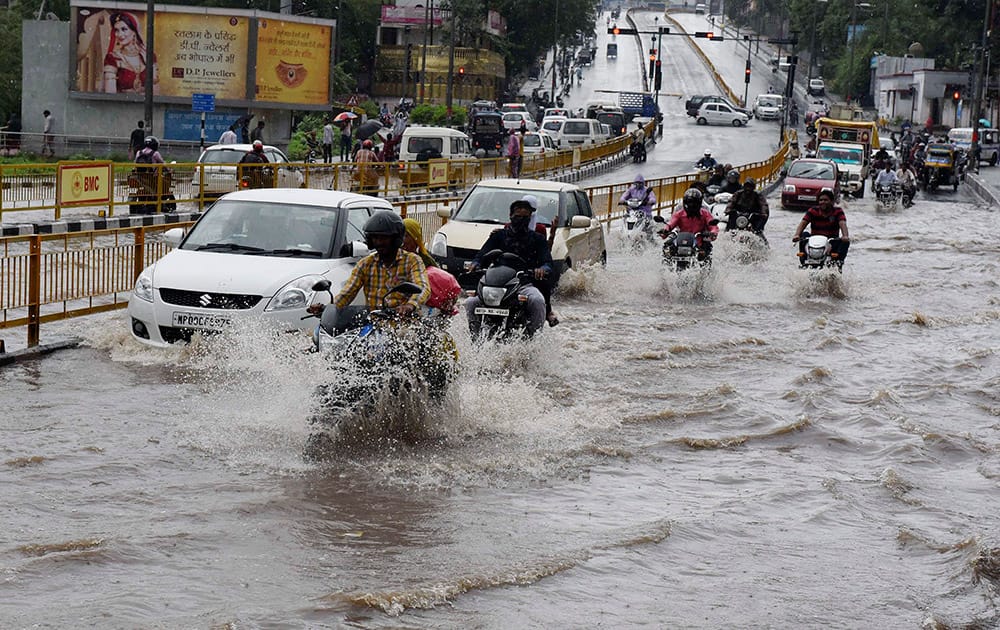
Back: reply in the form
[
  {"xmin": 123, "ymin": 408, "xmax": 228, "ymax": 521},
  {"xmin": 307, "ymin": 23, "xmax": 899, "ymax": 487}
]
[{"xmin": 704, "ymin": 149, "xmax": 712, "ymax": 156}]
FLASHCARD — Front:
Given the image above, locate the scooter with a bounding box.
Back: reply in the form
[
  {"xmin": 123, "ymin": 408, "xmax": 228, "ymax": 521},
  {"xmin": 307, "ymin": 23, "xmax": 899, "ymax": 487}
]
[
  {"xmin": 127, "ymin": 166, "xmax": 176, "ymax": 214},
  {"xmin": 620, "ymin": 198, "xmax": 656, "ymax": 250},
  {"xmin": 466, "ymin": 250, "xmax": 538, "ymax": 340}
]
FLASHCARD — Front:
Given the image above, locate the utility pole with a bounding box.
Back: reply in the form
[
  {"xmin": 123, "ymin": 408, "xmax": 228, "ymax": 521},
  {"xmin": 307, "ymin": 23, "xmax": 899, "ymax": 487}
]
[
  {"xmin": 971, "ymin": 0, "xmax": 991, "ymax": 173},
  {"xmin": 143, "ymin": 0, "xmax": 154, "ymax": 133},
  {"xmin": 420, "ymin": 1, "xmax": 430, "ymax": 103},
  {"xmin": 445, "ymin": 8, "xmax": 455, "ymax": 124},
  {"xmin": 551, "ymin": 0, "xmax": 559, "ymax": 104}
]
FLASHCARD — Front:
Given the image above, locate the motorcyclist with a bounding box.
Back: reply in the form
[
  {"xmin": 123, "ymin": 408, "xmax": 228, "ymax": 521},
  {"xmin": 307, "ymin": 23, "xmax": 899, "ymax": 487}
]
[
  {"xmin": 695, "ymin": 149, "xmax": 717, "ymax": 170},
  {"xmin": 896, "ymin": 162, "xmax": 917, "ymax": 204},
  {"xmin": 706, "ymin": 164, "xmax": 727, "ymax": 187},
  {"xmin": 135, "ymin": 136, "xmax": 165, "ymax": 165},
  {"xmin": 792, "ymin": 188, "xmax": 850, "ymax": 266},
  {"xmin": 720, "ymin": 169, "xmax": 742, "ymax": 194},
  {"xmin": 725, "ymin": 177, "xmax": 769, "ymax": 233},
  {"xmin": 618, "ymin": 174, "xmax": 656, "ymax": 218},
  {"xmin": 873, "ymin": 162, "xmax": 899, "ymax": 190},
  {"xmin": 464, "ymin": 196, "xmax": 553, "ymax": 336},
  {"xmin": 660, "ymin": 187, "xmax": 719, "ymax": 258},
  {"xmin": 308, "ymin": 210, "xmax": 429, "ymax": 319},
  {"xmin": 239, "ymin": 140, "xmax": 270, "ymax": 188}
]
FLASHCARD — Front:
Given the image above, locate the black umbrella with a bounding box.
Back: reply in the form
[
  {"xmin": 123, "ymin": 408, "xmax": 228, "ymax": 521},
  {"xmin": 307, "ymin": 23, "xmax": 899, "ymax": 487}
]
[{"xmin": 355, "ymin": 120, "xmax": 383, "ymax": 141}]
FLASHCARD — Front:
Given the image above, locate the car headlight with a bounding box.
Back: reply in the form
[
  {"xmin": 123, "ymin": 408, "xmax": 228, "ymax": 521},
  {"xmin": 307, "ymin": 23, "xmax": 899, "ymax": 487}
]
[
  {"xmin": 783, "ymin": 184, "xmax": 796, "ymax": 193},
  {"xmin": 481, "ymin": 286, "xmax": 506, "ymax": 307},
  {"xmin": 265, "ymin": 274, "xmax": 327, "ymax": 312},
  {"xmin": 430, "ymin": 232, "xmax": 448, "ymax": 257},
  {"xmin": 133, "ymin": 269, "xmax": 154, "ymax": 302}
]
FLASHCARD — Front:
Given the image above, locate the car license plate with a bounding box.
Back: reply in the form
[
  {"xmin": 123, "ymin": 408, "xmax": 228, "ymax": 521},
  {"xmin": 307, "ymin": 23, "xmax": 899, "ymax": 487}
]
[
  {"xmin": 172, "ymin": 311, "xmax": 231, "ymax": 330},
  {"xmin": 474, "ymin": 307, "xmax": 509, "ymax": 317},
  {"xmin": 797, "ymin": 194, "xmax": 815, "ymax": 200}
]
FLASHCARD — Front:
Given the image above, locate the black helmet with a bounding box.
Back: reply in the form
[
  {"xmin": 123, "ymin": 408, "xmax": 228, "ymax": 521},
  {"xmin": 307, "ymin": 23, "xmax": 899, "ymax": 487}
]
[
  {"xmin": 143, "ymin": 136, "xmax": 159, "ymax": 151},
  {"xmin": 682, "ymin": 187, "xmax": 703, "ymax": 211},
  {"xmin": 363, "ymin": 210, "xmax": 405, "ymax": 250},
  {"xmin": 743, "ymin": 177, "xmax": 756, "ymax": 189},
  {"xmin": 726, "ymin": 169, "xmax": 739, "ymax": 183}
]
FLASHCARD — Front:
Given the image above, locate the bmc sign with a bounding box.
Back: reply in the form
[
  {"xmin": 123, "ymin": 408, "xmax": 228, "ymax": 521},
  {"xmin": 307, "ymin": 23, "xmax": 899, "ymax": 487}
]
[{"xmin": 57, "ymin": 162, "xmax": 113, "ymax": 207}]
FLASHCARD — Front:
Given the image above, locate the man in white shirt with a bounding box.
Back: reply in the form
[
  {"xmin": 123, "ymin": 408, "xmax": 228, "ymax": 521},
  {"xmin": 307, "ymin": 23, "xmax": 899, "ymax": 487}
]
[
  {"xmin": 322, "ymin": 119, "xmax": 334, "ymax": 163},
  {"xmin": 218, "ymin": 125, "xmax": 238, "ymax": 144},
  {"xmin": 873, "ymin": 163, "xmax": 898, "ymax": 189},
  {"xmin": 42, "ymin": 110, "xmax": 54, "ymax": 157}
]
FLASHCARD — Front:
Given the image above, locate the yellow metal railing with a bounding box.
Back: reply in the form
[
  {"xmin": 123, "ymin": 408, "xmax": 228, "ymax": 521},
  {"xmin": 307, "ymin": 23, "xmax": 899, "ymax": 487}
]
[{"xmin": 1, "ymin": 127, "xmax": 787, "ymax": 348}]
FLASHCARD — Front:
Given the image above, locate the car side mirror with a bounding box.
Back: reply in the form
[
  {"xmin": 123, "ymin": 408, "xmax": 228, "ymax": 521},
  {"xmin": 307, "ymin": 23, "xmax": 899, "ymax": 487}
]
[
  {"xmin": 569, "ymin": 215, "xmax": 592, "ymax": 229},
  {"xmin": 163, "ymin": 227, "xmax": 184, "ymax": 247},
  {"xmin": 436, "ymin": 207, "xmax": 451, "ymax": 219},
  {"xmin": 350, "ymin": 240, "xmax": 370, "ymax": 258}
]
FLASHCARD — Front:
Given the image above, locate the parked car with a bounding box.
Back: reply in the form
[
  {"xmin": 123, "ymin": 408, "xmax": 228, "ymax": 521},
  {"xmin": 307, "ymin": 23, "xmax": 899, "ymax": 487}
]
[
  {"xmin": 685, "ymin": 94, "xmax": 752, "ymax": 119},
  {"xmin": 808, "ymin": 78, "xmax": 826, "ymax": 96},
  {"xmin": 128, "ymin": 189, "xmax": 395, "ymax": 347},
  {"xmin": 752, "ymin": 94, "xmax": 785, "ymax": 121},
  {"xmin": 520, "ymin": 131, "xmax": 558, "ymax": 155},
  {"xmin": 695, "ymin": 101, "xmax": 750, "ymax": 127},
  {"xmin": 430, "ymin": 178, "xmax": 607, "ymax": 288},
  {"xmin": 781, "ymin": 158, "xmax": 840, "ymax": 210},
  {"xmin": 191, "ymin": 144, "xmax": 304, "ymax": 197},
  {"xmin": 502, "ymin": 111, "xmax": 538, "ymax": 132}
]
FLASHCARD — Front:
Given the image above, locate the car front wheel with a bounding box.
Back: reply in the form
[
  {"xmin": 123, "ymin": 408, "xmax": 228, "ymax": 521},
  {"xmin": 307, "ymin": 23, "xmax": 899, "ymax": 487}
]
[
  {"xmin": 697, "ymin": 117, "xmax": 708, "ymax": 125},
  {"xmin": 732, "ymin": 119, "xmax": 742, "ymax": 127}
]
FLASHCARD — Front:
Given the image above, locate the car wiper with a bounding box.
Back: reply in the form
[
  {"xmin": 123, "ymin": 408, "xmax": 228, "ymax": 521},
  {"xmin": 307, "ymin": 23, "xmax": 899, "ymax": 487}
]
[
  {"xmin": 262, "ymin": 248, "xmax": 325, "ymax": 257},
  {"xmin": 194, "ymin": 242, "xmax": 265, "ymax": 252}
]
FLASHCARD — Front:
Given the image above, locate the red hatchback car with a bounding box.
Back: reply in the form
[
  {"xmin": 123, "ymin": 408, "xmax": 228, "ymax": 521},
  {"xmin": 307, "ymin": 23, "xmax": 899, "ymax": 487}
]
[{"xmin": 781, "ymin": 158, "xmax": 840, "ymax": 210}]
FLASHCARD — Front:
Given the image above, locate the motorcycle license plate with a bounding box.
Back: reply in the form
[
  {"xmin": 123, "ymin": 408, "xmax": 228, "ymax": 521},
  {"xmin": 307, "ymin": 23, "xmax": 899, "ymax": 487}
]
[
  {"xmin": 171, "ymin": 311, "xmax": 231, "ymax": 330},
  {"xmin": 797, "ymin": 195, "xmax": 815, "ymax": 200},
  {"xmin": 474, "ymin": 307, "xmax": 509, "ymax": 317}
]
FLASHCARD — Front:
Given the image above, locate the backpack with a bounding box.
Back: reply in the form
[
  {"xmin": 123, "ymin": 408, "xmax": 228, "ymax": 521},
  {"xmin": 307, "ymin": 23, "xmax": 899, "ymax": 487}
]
[{"xmin": 135, "ymin": 149, "xmax": 154, "ymax": 165}]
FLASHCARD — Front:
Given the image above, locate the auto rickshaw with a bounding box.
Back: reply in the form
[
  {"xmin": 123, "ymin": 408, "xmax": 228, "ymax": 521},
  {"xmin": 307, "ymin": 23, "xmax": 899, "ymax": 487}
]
[
  {"xmin": 468, "ymin": 111, "xmax": 505, "ymax": 157},
  {"xmin": 921, "ymin": 143, "xmax": 960, "ymax": 191},
  {"xmin": 127, "ymin": 165, "xmax": 176, "ymax": 214}
]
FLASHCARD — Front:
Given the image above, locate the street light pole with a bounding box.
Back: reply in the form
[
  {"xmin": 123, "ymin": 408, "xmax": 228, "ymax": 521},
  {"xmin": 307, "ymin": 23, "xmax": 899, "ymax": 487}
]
[
  {"xmin": 848, "ymin": 0, "xmax": 857, "ymax": 104},
  {"xmin": 808, "ymin": 0, "xmax": 828, "ymax": 82}
]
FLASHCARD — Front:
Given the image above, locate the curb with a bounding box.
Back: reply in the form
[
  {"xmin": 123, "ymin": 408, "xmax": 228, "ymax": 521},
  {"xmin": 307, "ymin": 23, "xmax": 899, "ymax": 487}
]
[
  {"xmin": 963, "ymin": 172, "xmax": 1000, "ymax": 207},
  {"xmin": 1, "ymin": 212, "xmax": 202, "ymax": 237},
  {"xmin": 0, "ymin": 338, "xmax": 81, "ymax": 367}
]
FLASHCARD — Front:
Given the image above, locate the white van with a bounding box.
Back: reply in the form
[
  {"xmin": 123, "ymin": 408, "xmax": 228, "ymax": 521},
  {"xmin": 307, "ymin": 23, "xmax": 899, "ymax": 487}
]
[
  {"xmin": 558, "ymin": 118, "xmax": 605, "ymax": 148},
  {"xmin": 947, "ymin": 127, "xmax": 1000, "ymax": 166},
  {"xmin": 397, "ymin": 126, "xmax": 474, "ymax": 190}
]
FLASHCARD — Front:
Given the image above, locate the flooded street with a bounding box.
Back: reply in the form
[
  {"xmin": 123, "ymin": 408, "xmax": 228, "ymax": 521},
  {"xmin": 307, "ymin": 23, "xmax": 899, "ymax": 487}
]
[{"xmin": 3, "ymin": 188, "xmax": 1000, "ymax": 628}]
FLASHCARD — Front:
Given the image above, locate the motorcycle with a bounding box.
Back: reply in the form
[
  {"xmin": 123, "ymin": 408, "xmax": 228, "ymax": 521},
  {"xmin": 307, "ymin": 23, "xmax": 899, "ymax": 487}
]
[
  {"xmin": 796, "ymin": 231, "xmax": 843, "ymax": 270},
  {"xmin": 127, "ymin": 166, "xmax": 176, "ymax": 215},
  {"xmin": 874, "ymin": 182, "xmax": 901, "ymax": 211},
  {"xmin": 900, "ymin": 182, "xmax": 916, "ymax": 208},
  {"xmin": 305, "ymin": 280, "xmax": 458, "ymax": 449},
  {"xmin": 466, "ymin": 250, "xmax": 539, "ymax": 340},
  {"xmin": 620, "ymin": 198, "xmax": 656, "ymax": 250},
  {"xmin": 653, "ymin": 216, "xmax": 716, "ymax": 271},
  {"xmin": 629, "ymin": 138, "xmax": 647, "ymax": 163}
]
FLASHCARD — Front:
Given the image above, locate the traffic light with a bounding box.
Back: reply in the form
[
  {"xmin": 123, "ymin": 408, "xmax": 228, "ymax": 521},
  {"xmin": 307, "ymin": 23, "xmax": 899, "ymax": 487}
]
[
  {"xmin": 654, "ymin": 60, "xmax": 662, "ymax": 91},
  {"xmin": 607, "ymin": 26, "xmax": 637, "ymax": 35},
  {"xmin": 694, "ymin": 31, "xmax": 724, "ymax": 40},
  {"xmin": 745, "ymin": 59, "xmax": 752, "ymax": 84},
  {"xmin": 458, "ymin": 66, "xmax": 465, "ymax": 80},
  {"xmin": 953, "ymin": 89, "xmax": 961, "ymax": 101},
  {"xmin": 649, "ymin": 50, "xmax": 657, "ymax": 79}
]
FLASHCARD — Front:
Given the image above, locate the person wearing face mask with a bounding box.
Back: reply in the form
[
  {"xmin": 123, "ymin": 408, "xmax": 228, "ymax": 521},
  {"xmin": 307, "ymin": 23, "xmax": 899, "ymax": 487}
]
[
  {"xmin": 659, "ymin": 187, "xmax": 719, "ymax": 259},
  {"xmin": 464, "ymin": 195, "xmax": 553, "ymax": 335}
]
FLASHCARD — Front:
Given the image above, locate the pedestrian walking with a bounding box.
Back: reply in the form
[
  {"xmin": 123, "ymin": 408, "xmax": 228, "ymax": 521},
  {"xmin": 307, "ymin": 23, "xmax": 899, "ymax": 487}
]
[
  {"xmin": 128, "ymin": 120, "xmax": 145, "ymax": 160},
  {"xmin": 218, "ymin": 125, "xmax": 238, "ymax": 144},
  {"xmin": 339, "ymin": 120, "xmax": 353, "ymax": 161},
  {"xmin": 42, "ymin": 109, "xmax": 54, "ymax": 157},
  {"xmin": 250, "ymin": 120, "xmax": 265, "ymax": 144},
  {"xmin": 321, "ymin": 118, "xmax": 334, "ymax": 163}
]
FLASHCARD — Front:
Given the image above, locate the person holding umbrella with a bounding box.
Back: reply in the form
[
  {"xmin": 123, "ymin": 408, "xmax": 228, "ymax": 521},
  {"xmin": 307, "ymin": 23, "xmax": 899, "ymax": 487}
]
[{"xmin": 335, "ymin": 111, "xmax": 357, "ymax": 161}]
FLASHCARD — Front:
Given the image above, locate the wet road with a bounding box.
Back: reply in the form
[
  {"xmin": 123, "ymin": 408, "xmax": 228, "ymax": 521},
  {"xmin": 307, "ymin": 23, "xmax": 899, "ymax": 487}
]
[{"xmin": 4, "ymin": 10, "xmax": 1000, "ymax": 630}]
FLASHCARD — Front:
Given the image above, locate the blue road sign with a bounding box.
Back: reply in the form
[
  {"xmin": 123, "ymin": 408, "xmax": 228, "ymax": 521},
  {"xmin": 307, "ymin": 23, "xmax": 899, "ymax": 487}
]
[{"xmin": 192, "ymin": 93, "xmax": 216, "ymax": 113}]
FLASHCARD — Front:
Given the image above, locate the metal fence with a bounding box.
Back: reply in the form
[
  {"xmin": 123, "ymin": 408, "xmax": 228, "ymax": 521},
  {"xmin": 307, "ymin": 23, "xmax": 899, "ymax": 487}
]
[{"xmin": 0, "ymin": 133, "xmax": 788, "ymax": 347}]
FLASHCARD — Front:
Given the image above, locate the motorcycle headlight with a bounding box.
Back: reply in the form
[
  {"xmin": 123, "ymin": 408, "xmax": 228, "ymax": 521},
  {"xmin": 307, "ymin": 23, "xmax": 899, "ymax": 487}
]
[
  {"xmin": 481, "ymin": 286, "xmax": 506, "ymax": 306},
  {"xmin": 783, "ymin": 184, "xmax": 796, "ymax": 193},
  {"xmin": 430, "ymin": 232, "xmax": 448, "ymax": 257},
  {"xmin": 735, "ymin": 216, "xmax": 749, "ymax": 229},
  {"xmin": 133, "ymin": 269, "xmax": 154, "ymax": 302},
  {"xmin": 265, "ymin": 274, "xmax": 327, "ymax": 312}
]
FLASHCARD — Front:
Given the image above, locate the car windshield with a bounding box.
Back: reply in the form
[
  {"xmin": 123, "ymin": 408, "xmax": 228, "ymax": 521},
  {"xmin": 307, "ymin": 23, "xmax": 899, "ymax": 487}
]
[
  {"xmin": 181, "ymin": 200, "xmax": 338, "ymax": 257},
  {"xmin": 454, "ymin": 187, "xmax": 561, "ymax": 225},
  {"xmin": 788, "ymin": 161, "xmax": 835, "ymax": 179},
  {"xmin": 926, "ymin": 152, "xmax": 953, "ymax": 165},
  {"xmin": 817, "ymin": 147, "xmax": 862, "ymax": 165},
  {"xmin": 407, "ymin": 137, "xmax": 443, "ymax": 153},
  {"xmin": 949, "ymin": 130, "xmax": 972, "ymax": 143},
  {"xmin": 522, "ymin": 135, "xmax": 542, "ymax": 147},
  {"xmin": 757, "ymin": 96, "xmax": 781, "ymax": 107},
  {"xmin": 472, "ymin": 117, "xmax": 502, "ymax": 133},
  {"xmin": 542, "ymin": 121, "xmax": 563, "ymax": 132},
  {"xmin": 200, "ymin": 148, "xmax": 252, "ymax": 164},
  {"xmin": 596, "ymin": 113, "xmax": 625, "ymax": 126},
  {"xmin": 503, "ymin": 113, "xmax": 525, "ymax": 123},
  {"xmin": 563, "ymin": 121, "xmax": 590, "ymax": 134}
]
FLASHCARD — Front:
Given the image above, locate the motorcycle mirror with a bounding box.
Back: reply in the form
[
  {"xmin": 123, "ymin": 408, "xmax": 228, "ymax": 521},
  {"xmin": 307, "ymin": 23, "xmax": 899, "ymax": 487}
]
[
  {"xmin": 388, "ymin": 282, "xmax": 423, "ymax": 296},
  {"xmin": 709, "ymin": 219, "xmax": 720, "ymax": 226},
  {"xmin": 311, "ymin": 279, "xmax": 332, "ymax": 292},
  {"xmin": 652, "ymin": 215, "xmax": 665, "ymax": 223}
]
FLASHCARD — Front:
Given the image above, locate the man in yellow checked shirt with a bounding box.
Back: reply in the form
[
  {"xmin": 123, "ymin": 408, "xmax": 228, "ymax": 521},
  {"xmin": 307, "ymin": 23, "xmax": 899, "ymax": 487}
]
[{"xmin": 307, "ymin": 210, "xmax": 429, "ymax": 319}]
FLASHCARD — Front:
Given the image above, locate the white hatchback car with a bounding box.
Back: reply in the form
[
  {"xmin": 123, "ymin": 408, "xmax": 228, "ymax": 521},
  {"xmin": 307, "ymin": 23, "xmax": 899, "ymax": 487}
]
[
  {"xmin": 192, "ymin": 144, "xmax": 304, "ymax": 197},
  {"xmin": 429, "ymin": 178, "xmax": 607, "ymax": 288},
  {"xmin": 128, "ymin": 189, "xmax": 394, "ymax": 347},
  {"xmin": 521, "ymin": 131, "xmax": 558, "ymax": 155},
  {"xmin": 502, "ymin": 112, "xmax": 538, "ymax": 132},
  {"xmin": 695, "ymin": 102, "xmax": 750, "ymax": 127}
]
